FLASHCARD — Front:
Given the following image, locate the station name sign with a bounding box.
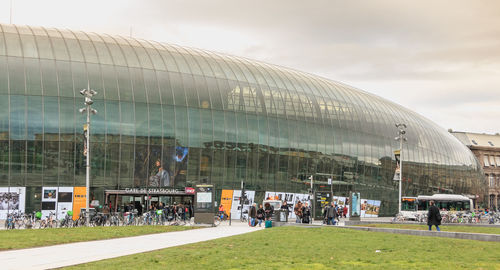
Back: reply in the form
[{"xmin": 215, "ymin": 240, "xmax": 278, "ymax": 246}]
[{"xmin": 124, "ymin": 188, "xmax": 186, "ymax": 195}]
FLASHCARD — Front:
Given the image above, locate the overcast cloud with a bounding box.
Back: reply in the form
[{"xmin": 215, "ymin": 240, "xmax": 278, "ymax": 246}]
[{"xmin": 0, "ymin": 0, "xmax": 498, "ymax": 133}]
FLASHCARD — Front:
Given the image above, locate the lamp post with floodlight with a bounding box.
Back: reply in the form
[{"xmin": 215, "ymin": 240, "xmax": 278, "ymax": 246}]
[
  {"xmin": 395, "ymin": 123, "xmax": 407, "ymax": 214},
  {"xmin": 79, "ymin": 87, "xmax": 97, "ymax": 226}
]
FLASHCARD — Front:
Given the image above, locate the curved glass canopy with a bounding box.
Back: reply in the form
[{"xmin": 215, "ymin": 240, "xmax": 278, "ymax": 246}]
[{"xmin": 0, "ymin": 24, "xmax": 486, "ymax": 215}]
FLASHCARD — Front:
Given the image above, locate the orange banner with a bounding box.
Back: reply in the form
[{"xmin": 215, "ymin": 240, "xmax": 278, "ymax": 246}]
[
  {"xmin": 72, "ymin": 187, "xmax": 87, "ymax": 220},
  {"xmin": 220, "ymin": 189, "xmax": 233, "ymax": 216}
]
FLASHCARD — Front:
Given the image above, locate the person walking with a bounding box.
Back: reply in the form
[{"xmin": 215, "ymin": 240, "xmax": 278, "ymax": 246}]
[
  {"xmin": 256, "ymin": 204, "xmax": 265, "ymax": 227},
  {"xmin": 249, "ymin": 203, "xmax": 257, "ymax": 227},
  {"xmin": 302, "ymin": 202, "xmax": 311, "ymax": 224},
  {"xmin": 427, "ymin": 200, "xmax": 441, "ymax": 231},
  {"xmin": 294, "ymin": 201, "xmax": 303, "ymax": 223},
  {"xmin": 325, "ymin": 202, "xmax": 337, "ymax": 225}
]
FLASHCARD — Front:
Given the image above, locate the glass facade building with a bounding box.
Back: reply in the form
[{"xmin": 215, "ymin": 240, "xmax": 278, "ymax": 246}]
[{"xmin": 0, "ymin": 24, "xmax": 486, "ymax": 215}]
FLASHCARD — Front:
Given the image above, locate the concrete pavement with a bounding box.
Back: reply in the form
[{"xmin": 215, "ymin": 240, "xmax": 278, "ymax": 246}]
[{"xmin": 0, "ymin": 222, "xmax": 262, "ymax": 270}]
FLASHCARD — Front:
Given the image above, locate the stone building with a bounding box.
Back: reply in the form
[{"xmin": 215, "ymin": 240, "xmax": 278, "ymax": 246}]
[{"xmin": 452, "ymin": 131, "xmax": 500, "ymax": 210}]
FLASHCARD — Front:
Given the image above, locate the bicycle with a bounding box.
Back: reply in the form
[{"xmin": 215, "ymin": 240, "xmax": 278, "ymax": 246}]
[
  {"xmin": 59, "ymin": 212, "xmax": 74, "ymax": 228},
  {"xmin": 169, "ymin": 212, "xmax": 192, "ymax": 226},
  {"xmin": 40, "ymin": 212, "xmax": 58, "ymax": 228}
]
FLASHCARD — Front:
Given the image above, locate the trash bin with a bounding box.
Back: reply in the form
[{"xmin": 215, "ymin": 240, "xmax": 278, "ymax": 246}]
[
  {"xmin": 279, "ymin": 209, "xmax": 288, "ymax": 222},
  {"xmin": 272, "ymin": 209, "xmax": 288, "ymax": 226}
]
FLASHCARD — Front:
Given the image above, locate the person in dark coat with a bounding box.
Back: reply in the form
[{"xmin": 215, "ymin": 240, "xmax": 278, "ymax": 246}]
[
  {"xmin": 249, "ymin": 203, "xmax": 257, "ymax": 227},
  {"xmin": 256, "ymin": 204, "xmax": 265, "ymax": 227},
  {"xmin": 427, "ymin": 200, "xmax": 441, "ymax": 231},
  {"xmin": 264, "ymin": 202, "xmax": 274, "ymax": 220},
  {"xmin": 302, "ymin": 202, "xmax": 311, "ymax": 224},
  {"xmin": 325, "ymin": 202, "xmax": 338, "ymax": 225}
]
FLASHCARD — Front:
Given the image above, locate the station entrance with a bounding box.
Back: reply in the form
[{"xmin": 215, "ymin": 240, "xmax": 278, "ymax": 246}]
[{"xmin": 104, "ymin": 188, "xmax": 195, "ymax": 214}]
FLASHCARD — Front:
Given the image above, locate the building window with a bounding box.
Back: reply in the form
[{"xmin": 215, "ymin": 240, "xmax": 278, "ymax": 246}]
[
  {"xmin": 489, "ymin": 174, "xmax": 495, "ymax": 187},
  {"xmin": 496, "ymin": 156, "xmax": 500, "ymax": 167},
  {"xmin": 472, "ymin": 139, "xmax": 478, "ymax": 145},
  {"xmin": 484, "ymin": 155, "xmax": 490, "ymax": 167},
  {"xmin": 488, "ymin": 141, "xmax": 494, "ymax": 146},
  {"xmin": 490, "ymin": 156, "xmax": 497, "ymax": 167}
]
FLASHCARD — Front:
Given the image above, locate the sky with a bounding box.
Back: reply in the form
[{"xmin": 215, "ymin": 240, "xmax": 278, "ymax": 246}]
[{"xmin": 0, "ymin": 0, "xmax": 499, "ymax": 134}]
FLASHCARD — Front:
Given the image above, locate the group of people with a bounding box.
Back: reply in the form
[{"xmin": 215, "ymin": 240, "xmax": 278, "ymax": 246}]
[
  {"xmin": 293, "ymin": 201, "xmax": 312, "ymax": 224},
  {"xmin": 248, "ymin": 202, "xmax": 275, "ymax": 227}
]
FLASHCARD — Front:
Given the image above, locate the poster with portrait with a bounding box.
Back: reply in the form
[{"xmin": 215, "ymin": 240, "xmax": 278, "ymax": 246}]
[
  {"xmin": 351, "ymin": 192, "xmax": 361, "ymax": 217},
  {"xmin": 0, "ymin": 187, "xmax": 26, "ymax": 219},
  {"xmin": 360, "ymin": 198, "xmax": 368, "ymax": 217},
  {"xmin": 230, "ymin": 190, "xmax": 255, "ymax": 220}
]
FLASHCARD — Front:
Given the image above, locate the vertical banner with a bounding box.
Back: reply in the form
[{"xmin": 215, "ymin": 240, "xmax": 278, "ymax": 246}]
[
  {"xmin": 0, "ymin": 187, "xmax": 26, "ymax": 219},
  {"xmin": 360, "ymin": 199, "xmax": 368, "ymax": 217},
  {"xmin": 72, "ymin": 187, "xmax": 87, "ymax": 221},
  {"xmin": 42, "ymin": 187, "xmax": 58, "ymax": 219},
  {"xmin": 351, "ymin": 192, "xmax": 361, "ymax": 217},
  {"xmin": 393, "ymin": 150, "xmax": 401, "ymax": 181},
  {"xmin": 230, "ymin": 190, "xmax": 255, "ymax": 220},
  {"xmin": 57, "ymin": 187, "xmax": 74, "ymax": 219},
  {"xmin": 220, "ymin": 189, "xmax": 234, "ymax": 217}
]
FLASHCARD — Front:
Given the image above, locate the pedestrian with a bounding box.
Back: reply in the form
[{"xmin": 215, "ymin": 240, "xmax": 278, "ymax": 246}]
[
  {"xmin": 302, "ymin": 202, "xmax": 311, "ymax": 224},
  {"xmin": 343, "ymin": 205, "xmax": 348, "ymax": 218},
  {"xmin": 325, "ymin": 202, "xmax": 337, "ymax": 225},
  {"xmin": 264, "ymin": 202, "xmax": 274, "ymax": 220},
  {"xmin": 280, "ymin": 200, "xmax": 289, "ymax": 221},
  {"xmin": 294, "ymin": 201, "xmax": 303, "ymax": 223},
  {"xmin": 249, "ymin": 203, "xmax": 257, "ymax": 227},
  {"xmin": 427, "ymin": 200, "xmax": 441, "ymax": 231},
  {"xmin": 218, "ymin": 204, "xmax": 225, "ymax": 220},
  {"xmin": 257, "ymin": 204, "xmax": 265, "ymax": 226}
]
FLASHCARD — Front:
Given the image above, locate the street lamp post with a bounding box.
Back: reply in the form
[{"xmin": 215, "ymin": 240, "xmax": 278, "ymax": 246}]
[
  {"xmin": 395, "ymin": 123, "xmax": 407, "ymax": 214},
  {"xmin": 80, "ymin": 87, "xmax": 97, "ymax": 226}
]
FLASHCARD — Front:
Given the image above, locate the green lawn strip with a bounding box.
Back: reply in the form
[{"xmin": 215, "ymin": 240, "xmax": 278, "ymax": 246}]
[
  {"xmin": 357, "ymin": 224, "xmax": 500, "ymax": 235},
  {"xmin": 66, "ymin": 227, "xmax": 500, "ymax": 270},
  {"xmin": 0, "ymin": 226, "xmax": 195, "ymax": 251}
]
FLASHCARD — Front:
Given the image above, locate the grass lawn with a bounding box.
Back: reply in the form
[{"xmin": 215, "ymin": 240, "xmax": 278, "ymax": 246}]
[
  {"xmin": 358, "ymin": 224, "xmax": 500, "ymax": 235},
  {"xmin": 0, "ymin": 226, "xmax": 195, "ymax": 250},
  {"xmin": 66, "ymin": 226, "xmax": 500, "ymax": 270}
]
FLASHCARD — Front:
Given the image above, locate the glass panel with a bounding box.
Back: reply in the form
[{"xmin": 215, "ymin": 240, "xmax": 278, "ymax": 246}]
[
  {"xmin": 8, "ymin": 57, "xmax": 26, "ymax": 95},
  {"xmin": 40, "ymin": 59, "xmax": 59, "ymax": 96},
  {"xmin": 56, "ymin": 61, "xmax": 73, "ymax": 98},
  {"xmin": 3, "ymin": 32, "xmax": 23, "ymax": 57},
  {"xmin": 10, "ymin": 95, "xmax": 26, "ymax": 140},
  {"xmin": 19, "ymin": 33, "xmax": 38, "ymax": 58}
]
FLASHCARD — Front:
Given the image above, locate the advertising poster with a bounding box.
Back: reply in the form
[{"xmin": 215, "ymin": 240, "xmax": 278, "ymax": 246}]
[
  {"xmin": 351, "ymin": 192, "xmax": 361, "ymax": 217},
  {"xmin": 360, "ymin": 198, "xmax": 368, "ymax": 217},
  {"xmin": 365, "ymin": 200, "xmax": 381, "ymax": 217},
  {"xmin": 332, "ymin": 196, "xmax": 349, "ymax": 217},
  {"xmin": 219, "ymin": 189, "xmax": 233, "ymax": 216},
  {"xmin": 72, "ymin": 187, "xmax": 87, "ymax": 221},
  {"xmin": 0, "ymin": 187, "xmax": 26, "ymax": 219},
  {"xmin": 264, "ymin": 191, "xmax": 311, "ymax": 219},
  {"xmin": 292, "ymin": 193, "xmax": 312, "ymax": 219},
  {"xmin": 57, "ymin": 187, "xmax": 73, "ymax": 219},
  {"xmin": 230, "ymin": 190, "xmax": 255, "ymax": 220},
  {"xmin": 42, "ymin": 187, "xmax": 58, "ymax": 219}
]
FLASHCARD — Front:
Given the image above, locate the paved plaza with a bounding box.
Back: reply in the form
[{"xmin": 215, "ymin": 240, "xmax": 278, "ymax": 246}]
[{"xmin": 0, "ymin": 222, "xmax": 262, "ymax": 270}]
